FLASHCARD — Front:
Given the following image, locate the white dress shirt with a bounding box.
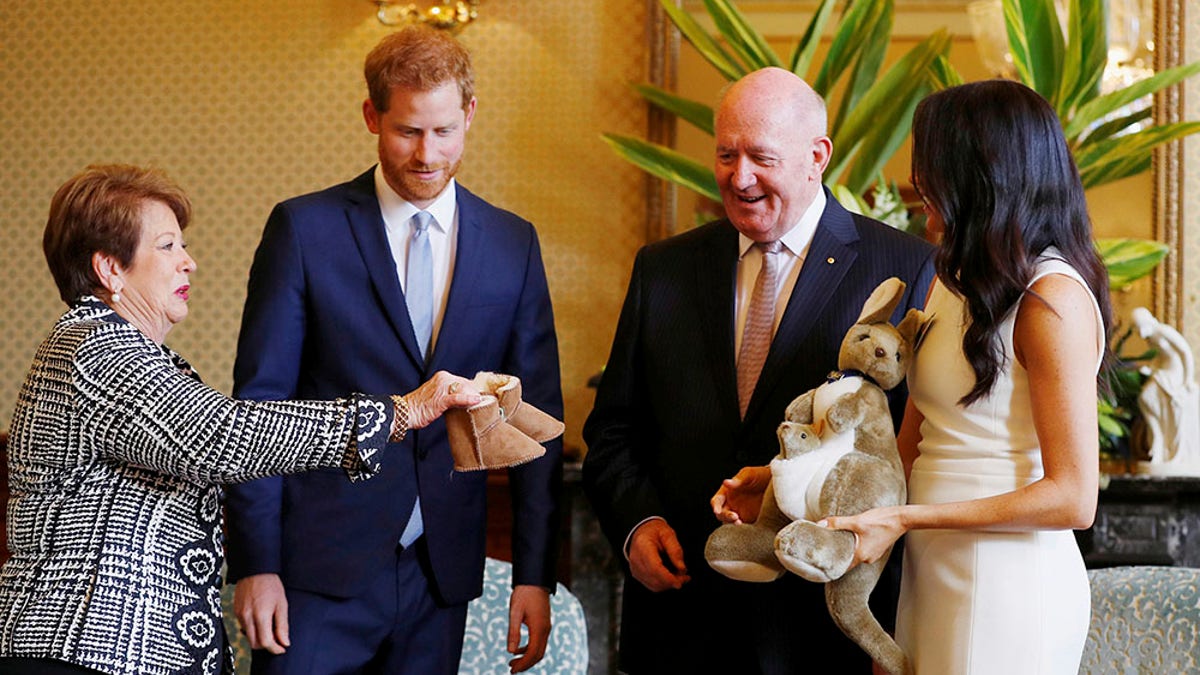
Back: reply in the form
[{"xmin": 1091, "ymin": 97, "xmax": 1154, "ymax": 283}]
[
  {"xmin": 375, "ymin": 165, "xmax": 459, "ymax": 353},
  {"xmin": 733, "ymin": 188, "xmax": 825, "ymax": 356}
]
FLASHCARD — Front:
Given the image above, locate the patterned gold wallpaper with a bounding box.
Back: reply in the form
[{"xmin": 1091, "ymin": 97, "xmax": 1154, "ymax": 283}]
[
  {"xmin": 1182, "ymin": 4, "xmax": 1199, "ymax": 357},
  {"xmin": 5, "ymin": 1, "xmax": 1196, "ymax": 450},
  {"xmin": 0, "ymin": 0, "xmax": 652, "ymax": 454}
]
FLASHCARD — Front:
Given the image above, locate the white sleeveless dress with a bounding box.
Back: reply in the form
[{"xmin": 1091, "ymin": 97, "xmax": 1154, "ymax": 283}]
[{"xmin": 895, "ymin": 252, "xmax": 1103, "ymax": 674}]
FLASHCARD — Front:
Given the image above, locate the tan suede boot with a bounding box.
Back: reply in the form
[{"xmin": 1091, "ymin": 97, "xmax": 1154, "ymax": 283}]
[
  {"xmin": 471, "ymin": 372, "xmax": 565, "ymax": 442},
  {"xmin": 445, "ymin": 394, "xmax": 547, "ymax": 471}
]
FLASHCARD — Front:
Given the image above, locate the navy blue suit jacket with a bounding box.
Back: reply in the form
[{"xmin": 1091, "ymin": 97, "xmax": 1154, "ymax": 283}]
[
  {"xmin": 225, "ymin": 169, "xmax": 563, "ymax": 605},
  {"xmin": 582, "ymin": 192, "xmax": 935, "ymax": 673}
]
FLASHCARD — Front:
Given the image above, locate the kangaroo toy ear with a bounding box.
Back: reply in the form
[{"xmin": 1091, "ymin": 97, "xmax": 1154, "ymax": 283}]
[
  {"xmin": 857, "ymin": 277, "xmax": 906, "ymax": 325},
  {"xmin": 898, "ymin": 308, "xmax": 933, "ymax": 350}
]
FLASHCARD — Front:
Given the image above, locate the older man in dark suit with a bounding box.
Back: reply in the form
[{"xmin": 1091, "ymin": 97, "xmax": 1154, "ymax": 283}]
[
  {"xmin": 582, "ymin": 67, "xmax": 935, "ymax": 674},
  {"xmin": 224, "ymin": 26, "xmax": 562, "ymax": 675}
]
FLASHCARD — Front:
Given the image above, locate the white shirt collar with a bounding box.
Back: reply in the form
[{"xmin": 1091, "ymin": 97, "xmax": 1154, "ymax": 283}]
[
  {"xmin": 373, "ymin": 164, "xmax": 458, "ymax": 232},
  {"xmin": 738, "ymin": 187, "xmax": 826, "ymax": 259}
]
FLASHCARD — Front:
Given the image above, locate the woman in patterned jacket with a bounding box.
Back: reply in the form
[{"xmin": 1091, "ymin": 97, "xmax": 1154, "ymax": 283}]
[{"xmin": 0, "ymin": 165, "xmax": 482, "ymax": 675}]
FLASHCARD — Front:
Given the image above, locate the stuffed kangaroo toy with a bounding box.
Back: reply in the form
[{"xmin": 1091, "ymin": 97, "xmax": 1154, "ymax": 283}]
[{"xmin": 705, "ymin": 277, "xmax": 927, "ymax": 675}]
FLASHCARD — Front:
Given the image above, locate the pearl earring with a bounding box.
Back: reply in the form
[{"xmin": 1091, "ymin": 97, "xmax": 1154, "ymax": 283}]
[{"xmin": 112, "ymin": 290, "xmax": 122, "ymax": 303}]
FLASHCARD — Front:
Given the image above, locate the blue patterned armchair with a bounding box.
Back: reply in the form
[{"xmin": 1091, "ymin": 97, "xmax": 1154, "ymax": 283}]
[
  {"xmin": 459, "ymin": 557, "xmax": 589, "ymax": 675},
  {"xmin": 1079, "ymin": 565, "xmax": 1200, "ymax": 674}
]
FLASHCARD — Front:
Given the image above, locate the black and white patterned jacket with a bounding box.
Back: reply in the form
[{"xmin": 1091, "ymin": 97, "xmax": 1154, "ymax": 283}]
[{"xmin": 0, "ymin": 297, "xmax": 392, "ymax": 674}]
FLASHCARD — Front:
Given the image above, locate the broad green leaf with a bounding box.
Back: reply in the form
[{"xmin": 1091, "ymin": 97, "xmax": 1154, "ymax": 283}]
[
  {"xmin": 814, "ymin": 0, "xmax": 888, "ymax": 97},
  {"xmin": 704, "ymin": 0, "xmax": 782, "ymax": 69},
  {"xmin": 601, "ymin": 133, "xmax": 721, "ymax": 203},
  {"xmin": 828, "ymin": 30, "xmax": 951, "ymax": 185},
  {"xmin": 831, "ymin": 184, "xmax": 870, "ymax": 215},
  {"xmin": 1095, "ymin": 418, "xmax": 1123, "ymax": 444},
  {"xmin": 1055, "ymin": 0, "xmax": 1083, "ymax": 114},
  {"xmin": 1066, "ymin": 60, "xmax": 1200, "ymax": 138},
  {"xmin": 1004, "ymin": 0, "xmax": 1065, "ymax": 102},
  {"xmin": 1075, "ymin": 122, "xmax": 1200, "ymax": 176},
  {"xmin": 632, "ymin": 83, "xmax": 715, "ymax": 136},
  {"xmin": 660, "ymin": 0, "xmax": 745, "ymax": 81},
  {"xmin": 1002, "ymin": 0, "xmax": 1034, "ymax": 86},
  {"xmin": 1077, "ymin": 121, "xmax": 1200, "ymax": 187},
  {"xmin": 1096, "ymin": 237, "xmax": 1170, "ymax": 289},
  {"xmin": 843, "ymin": 94, "xmax": 923, "ymax": 194},
  {"xmin": 1029, "ymin": 0, "xmax": 1066, "ymax": 101},
  {"xmin": 830, "ymin": 1, "xmax": 893, "ymax": 134},
  {"xmin": 1074, "ymin": 108, "xmax": 1152, "ymax": 149},
  {"xmin": 789, "ymin": 0, "xmax": 839, "ymax": 76},
  {"xmin": 1097, "ymin": 412, "xmax": 1126, "ymax": 439},
  {"xmin": 1081, "ymin": 153, "xmax": 1151, "ymax": 189},
  {"xmin": 1056, "ymin": 0, "xmax": 1107, "ymax": 118},
  {"xmin": 928, "ymin": 55, "xmax": 965, "ymax": 90}
]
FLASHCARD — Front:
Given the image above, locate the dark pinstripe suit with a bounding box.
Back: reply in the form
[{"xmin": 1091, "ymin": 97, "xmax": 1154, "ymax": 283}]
[{"xmin": 582, "ymin": 190, "xmax": 935, "ymax": 674}]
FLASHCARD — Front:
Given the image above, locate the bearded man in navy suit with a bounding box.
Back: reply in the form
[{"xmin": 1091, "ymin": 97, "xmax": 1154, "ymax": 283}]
[
  {"xmin": 583, "ymin": 67, "xmax": 935, "ymax": 674},
  {"xmin": 225, "ymin": 26, "xmax": 562, "ymax": 675}
]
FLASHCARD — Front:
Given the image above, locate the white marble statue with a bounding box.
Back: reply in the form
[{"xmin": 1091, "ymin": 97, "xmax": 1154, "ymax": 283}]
[{"xmin": 1131, "ymin": 307, "xmax": 1200, "ymax": 476}]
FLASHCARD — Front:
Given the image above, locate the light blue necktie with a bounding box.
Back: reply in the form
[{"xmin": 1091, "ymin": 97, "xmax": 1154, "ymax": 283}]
[
  {"xmin": 406, "ymin": 210, "xmax": 434, "ymax": 360},
  {"xmin": 400, "ymin": 210, "xmax": 433, "ymax": 548}
]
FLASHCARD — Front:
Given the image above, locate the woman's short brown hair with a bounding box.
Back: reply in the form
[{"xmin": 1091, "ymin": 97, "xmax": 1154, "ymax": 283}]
[
  {"xmin": 43, "ymin": 164, "xmax": 191, "ymax": 304},
  {"xmin": 364, "ymin": 25, "xmax": 474, "ymax": 113}
]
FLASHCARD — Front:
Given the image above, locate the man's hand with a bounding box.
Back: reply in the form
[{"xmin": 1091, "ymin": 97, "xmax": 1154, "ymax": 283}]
[
  {"xmin": 233, "ymin": 573, "xmax": 290, "ymax": 655},
  {"xmin": 710, "ymin": 465, "xmax": 771, "ymax": 524},
  {"xmin": 628, "ymin": 519, "xmax": 690, "ymax": 592},
  {"xmin": 507, "ymin": 584, "xmax": 551, "ymax": 673}
]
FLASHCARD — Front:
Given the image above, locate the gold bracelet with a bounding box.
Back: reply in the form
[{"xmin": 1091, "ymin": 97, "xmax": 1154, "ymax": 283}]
[{"xmin": 390, "ymin": 394, "xmax": 410, "ymax": 441}]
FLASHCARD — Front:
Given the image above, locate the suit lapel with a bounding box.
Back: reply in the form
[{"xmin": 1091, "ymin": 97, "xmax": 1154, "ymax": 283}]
[
  {"xmin": 427, "ymin": 187, "xmax": 483, "ymax": 373},
  {"xmin": 695, "ymin": 224, "xmax": 741, "ymax": 424},
  {"xmin": 344, "ymin": 170, "xmax": 427, "ymax": 368},
  {"xmin": 743, "ymin": 194, "xmax": 860, "ymax": 424}
]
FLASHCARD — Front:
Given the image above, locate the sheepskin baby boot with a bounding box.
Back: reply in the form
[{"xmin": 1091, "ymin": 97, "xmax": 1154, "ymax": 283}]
[
  {"xmin": 471, "ymin": 371, "xmax": 565, "ymax": 442},
  {"xmin": 446, "ymin": 395, "xmax": 546, "ymax": 471},
  {"xmin": 444, "ymin": 372, "xmax": 564, "ymax": 471}
]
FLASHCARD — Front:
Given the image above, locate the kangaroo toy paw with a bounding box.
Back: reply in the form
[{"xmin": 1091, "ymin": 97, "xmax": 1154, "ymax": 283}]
[
  {"xmin": 705, "ymin": 524, "xmax": 785, "ymax": 583},
  {"xmin": 775, "ymin": 520, "xmax": 855, "ymax": 583}
]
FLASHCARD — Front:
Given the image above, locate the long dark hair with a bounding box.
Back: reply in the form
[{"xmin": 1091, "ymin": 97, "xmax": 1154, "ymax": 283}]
[{"xmin": 911, "ymin": 79, "xmax": 1113, "ymax": 405}]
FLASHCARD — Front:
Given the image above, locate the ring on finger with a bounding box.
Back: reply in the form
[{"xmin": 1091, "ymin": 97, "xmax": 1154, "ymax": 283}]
[{"xmin": 449, "ymin": 382, "xmax": 461, "ymax": 394}]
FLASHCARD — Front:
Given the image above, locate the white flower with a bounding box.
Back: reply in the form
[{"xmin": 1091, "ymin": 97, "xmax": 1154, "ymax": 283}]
[
  {"xmin": 356, "ymin": 399, "xmax": 387, "ymax": 442},
  {"xmin": 176, "ymin": 611, "xmax": 215, "ymax": 649},
  {"xmin": 180, "ymin": 547, "xmax": 217, "ymax": 585}
]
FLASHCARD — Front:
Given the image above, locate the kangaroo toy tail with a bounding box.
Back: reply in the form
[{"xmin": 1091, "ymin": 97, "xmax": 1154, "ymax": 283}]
[{"xmin": 826, "ymin": 560, "xmax": 911, "ymax": 675}]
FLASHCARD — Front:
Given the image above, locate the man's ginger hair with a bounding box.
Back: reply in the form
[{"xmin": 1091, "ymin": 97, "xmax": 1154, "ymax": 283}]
[{"xmin": 365, "ymin": 25, "xmax": 475, "ymax": 112}]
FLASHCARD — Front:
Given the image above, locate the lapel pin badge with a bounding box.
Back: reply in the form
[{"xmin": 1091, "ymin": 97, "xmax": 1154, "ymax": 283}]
[{"xmin": 826, "ymin": 257, "xmax": 836, "ymax": 264}]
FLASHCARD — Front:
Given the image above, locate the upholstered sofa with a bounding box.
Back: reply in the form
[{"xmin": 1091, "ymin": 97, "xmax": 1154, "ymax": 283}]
[{"xmin": 1079, "ymin": 565, "xmax": 1200, "ymax": 674}]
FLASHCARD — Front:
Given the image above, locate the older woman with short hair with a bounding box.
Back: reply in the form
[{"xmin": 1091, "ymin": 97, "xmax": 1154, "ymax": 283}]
[{"xmin": 0, "ymin": 164, "xmax": 479, "ymax": 675}]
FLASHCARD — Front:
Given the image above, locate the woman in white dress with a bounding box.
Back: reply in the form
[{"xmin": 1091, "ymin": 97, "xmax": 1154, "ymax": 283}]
[{"xmin": 825, "ymin": 80, "xmax": 1112, "ymax": 673}]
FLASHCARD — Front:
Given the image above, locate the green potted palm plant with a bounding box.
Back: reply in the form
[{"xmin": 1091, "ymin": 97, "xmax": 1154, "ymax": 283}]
[
  {"xmin": 992, "ymin": 0, "xmax": 1200, "ymax": 187},
  {"xmin": 986, "ymin": 0, "xmax": 1200, "ymax": 463}
]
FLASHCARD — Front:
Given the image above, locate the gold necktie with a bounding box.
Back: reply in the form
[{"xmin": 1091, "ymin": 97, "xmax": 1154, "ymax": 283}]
[{"xmin": 737, "ymin": 240, "xmax": 782, "ymax": 418}]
